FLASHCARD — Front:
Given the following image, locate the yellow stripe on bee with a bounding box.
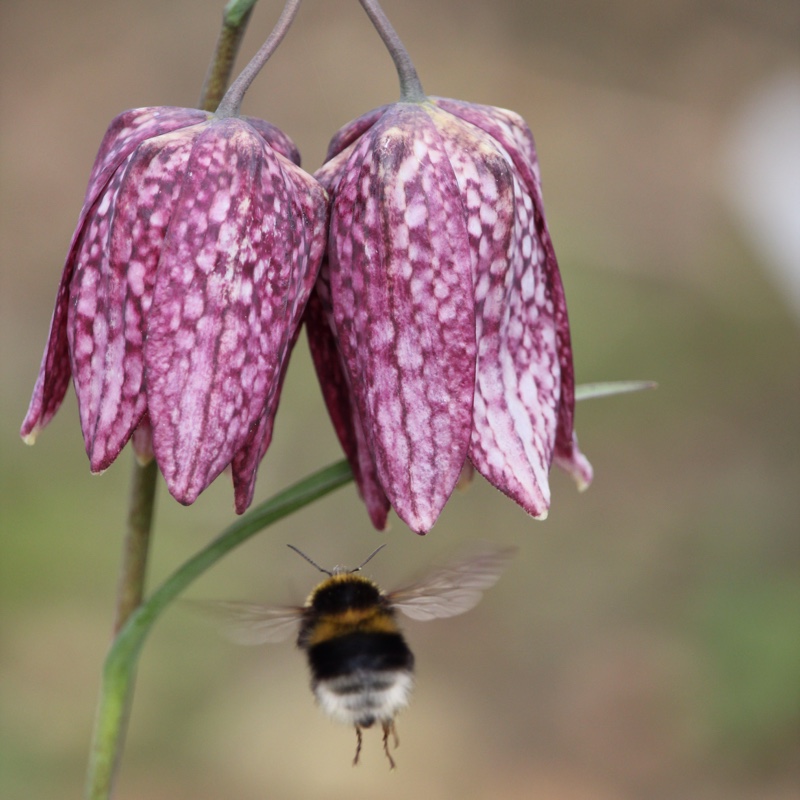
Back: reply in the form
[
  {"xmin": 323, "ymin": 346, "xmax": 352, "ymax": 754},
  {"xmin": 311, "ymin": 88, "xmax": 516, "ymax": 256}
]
[{"xmin": 307, "ymin": 607, "xmax": 399, "ymax": 647}]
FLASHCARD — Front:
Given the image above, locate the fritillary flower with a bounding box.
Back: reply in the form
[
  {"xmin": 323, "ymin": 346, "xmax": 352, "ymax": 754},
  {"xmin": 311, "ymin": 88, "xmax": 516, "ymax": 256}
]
[
  {"xmin": 306, "ymin": 96, "xmax": 591, "ymax": 533},
  {"xmin": 21, "ymin": 106, "xmax": 327, "ymax": 512}
]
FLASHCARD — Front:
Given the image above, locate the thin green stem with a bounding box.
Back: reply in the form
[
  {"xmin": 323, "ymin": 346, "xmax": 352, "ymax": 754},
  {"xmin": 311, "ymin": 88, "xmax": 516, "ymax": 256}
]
[
  {"xmin": 86, "ymin": 457, "xmax": 158, "ymax": 800},
  {"xmin": 198, "ymin": 0, "xmax": 260, "ymax": 111},
  {"xmin": 215, "ymin": 0, "xmax": 303, "ymax": 117},
  {"xmin": 359, "ymin": 0, "xmax": 425, "ymax": 101},
  {"xmin": 114, "ymin": 459, "xmax": 158, "ymax": 633}
]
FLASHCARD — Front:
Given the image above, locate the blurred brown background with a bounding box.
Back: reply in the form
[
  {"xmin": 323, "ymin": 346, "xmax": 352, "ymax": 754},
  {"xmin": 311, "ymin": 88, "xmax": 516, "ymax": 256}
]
[{"xmin": 1, "ymin": 1, "xmax": 799, "ymax": 798}]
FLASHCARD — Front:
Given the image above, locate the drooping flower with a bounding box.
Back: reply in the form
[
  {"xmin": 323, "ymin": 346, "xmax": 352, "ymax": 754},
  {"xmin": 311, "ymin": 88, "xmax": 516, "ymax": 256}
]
[
  {"xmin": 21, "ymin": 106, "xmax": 328, "ymax": 512},
  {"xmin": 306, "ymin": 97, "xmax": 592, "ymax": 533}
]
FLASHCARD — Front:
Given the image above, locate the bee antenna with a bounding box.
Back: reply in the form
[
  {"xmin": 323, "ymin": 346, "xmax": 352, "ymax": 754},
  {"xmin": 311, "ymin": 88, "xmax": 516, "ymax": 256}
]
[
  {"xmin": 351, "ymin": 544, "xmax": 387, "ymax": 573},
  {"xmin": 286, "ymin": 544, "xmax": 333, "ymax": 576}
]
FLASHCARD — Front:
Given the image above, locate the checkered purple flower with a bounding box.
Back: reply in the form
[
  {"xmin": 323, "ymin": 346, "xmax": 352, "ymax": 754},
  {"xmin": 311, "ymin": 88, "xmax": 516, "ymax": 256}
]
[
  {"xmin": 306, "ymin": 97, "xmax": 592, "ymax": 533},
  {"xmin": 21, "ymin": 106, "xmax": 328, "ymax": 512}
]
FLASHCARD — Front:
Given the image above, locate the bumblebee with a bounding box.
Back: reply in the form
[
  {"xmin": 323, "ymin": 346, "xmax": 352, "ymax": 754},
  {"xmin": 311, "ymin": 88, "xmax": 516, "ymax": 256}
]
[{"xmin": 206, "ymin": 543, "xmax": 516, "ymax": 768}]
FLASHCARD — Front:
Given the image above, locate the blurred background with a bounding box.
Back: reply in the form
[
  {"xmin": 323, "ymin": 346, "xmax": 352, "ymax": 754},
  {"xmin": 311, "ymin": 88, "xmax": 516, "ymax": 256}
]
[{"xmin": 1, "ymin": 1, "xmax": 799, "ymax": 798}]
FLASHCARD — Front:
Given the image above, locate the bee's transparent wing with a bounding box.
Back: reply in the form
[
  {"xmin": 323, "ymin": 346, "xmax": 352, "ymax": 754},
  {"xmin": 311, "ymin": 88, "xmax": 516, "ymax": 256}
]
[
  {"xmin": 189, "ymin": 600, "xmax": 304, "ymax": 645},
  {"xmin": 388, "ymin": 544, "xmax": 518, "ymax": 621}
]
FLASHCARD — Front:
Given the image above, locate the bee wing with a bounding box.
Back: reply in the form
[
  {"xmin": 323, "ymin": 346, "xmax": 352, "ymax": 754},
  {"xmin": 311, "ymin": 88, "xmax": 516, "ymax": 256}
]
[
  {"xmin": 388, "ymin": 544, "xmax": 518, "ymax": 621},
  {"xmin": 188, "ymin": 600, "xmax": 304, "ymax": 645}
]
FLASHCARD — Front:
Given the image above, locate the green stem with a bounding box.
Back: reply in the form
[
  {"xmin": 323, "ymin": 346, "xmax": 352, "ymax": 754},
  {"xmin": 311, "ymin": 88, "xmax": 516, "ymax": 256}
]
[
  {"xmin": 198, "ymin": 0, "xmax": 260, "ymax": 111},
  {"xmin": 85, "ymin": 460, "xmax": 352, "ymax": 800},
  {"xmin": 114, "ymin": 459, "xmax": 158, "ymax": 633},
  {"xmin": 86, "ymin": 457, "xmax": 158, "ymax": 800}
]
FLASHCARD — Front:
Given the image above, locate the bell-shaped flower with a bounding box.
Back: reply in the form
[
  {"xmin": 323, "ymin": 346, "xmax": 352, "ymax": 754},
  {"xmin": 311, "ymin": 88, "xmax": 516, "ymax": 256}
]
[
  {"xmin": 306, "ymin": 97, "xmax": 592, "ymax": 533},
  {"xmin": 21, "ymin": 106, "xmax": 328, "ymax": 512}
]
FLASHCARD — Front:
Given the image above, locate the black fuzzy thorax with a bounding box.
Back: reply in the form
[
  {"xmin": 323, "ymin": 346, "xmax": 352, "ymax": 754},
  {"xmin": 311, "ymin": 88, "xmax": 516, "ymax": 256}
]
[{"xmin": 309, "ymin": 576, "xmax": 383, "ymax": 615}]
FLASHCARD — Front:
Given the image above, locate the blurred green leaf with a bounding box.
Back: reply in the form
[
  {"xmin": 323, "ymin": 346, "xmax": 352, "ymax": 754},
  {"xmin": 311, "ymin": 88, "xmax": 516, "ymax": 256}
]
[{"xmin": 575, "ymin": 380, "xmax": 657, "ymax": 401}]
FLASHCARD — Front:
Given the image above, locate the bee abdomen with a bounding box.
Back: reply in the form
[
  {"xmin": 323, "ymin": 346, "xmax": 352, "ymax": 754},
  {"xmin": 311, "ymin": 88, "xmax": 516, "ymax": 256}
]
[
  {"xmin": 308, "ymin": 631, "xmax": 414, "ymax": 727},
  {"xmin": 309, "ymin": 631, "xmax": 414, "ymax": 678}
]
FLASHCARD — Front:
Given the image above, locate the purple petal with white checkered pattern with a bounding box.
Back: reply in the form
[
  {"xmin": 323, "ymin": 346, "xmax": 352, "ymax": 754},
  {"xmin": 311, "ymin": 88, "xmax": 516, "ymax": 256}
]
[
  {"xmin": 318, "ymin": 104, "xmax": 478, "ymax": 532},
  {"xmin": 21, "ymin": 107, "xmax": 327, "ymax": 511},
  {"xmin": 310, "ymin": 97, "xmax": 591, "ymax": 532},
  {"xmin": 21, "ymin": 108, "xmax": 212, "ymax": 446}
]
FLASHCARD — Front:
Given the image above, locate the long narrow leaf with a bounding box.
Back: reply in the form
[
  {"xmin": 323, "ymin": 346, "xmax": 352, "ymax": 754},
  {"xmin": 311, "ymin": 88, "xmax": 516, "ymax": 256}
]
[{"xmin": 575, "ymin": 380, "xmax": 657, "ymax": 401}]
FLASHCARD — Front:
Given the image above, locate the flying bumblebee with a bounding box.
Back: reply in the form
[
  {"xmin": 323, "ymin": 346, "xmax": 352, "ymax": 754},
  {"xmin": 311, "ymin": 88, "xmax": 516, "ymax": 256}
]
[{"xmin": 202, "ymin": 543, "xmax": 517, "ymax": 768}]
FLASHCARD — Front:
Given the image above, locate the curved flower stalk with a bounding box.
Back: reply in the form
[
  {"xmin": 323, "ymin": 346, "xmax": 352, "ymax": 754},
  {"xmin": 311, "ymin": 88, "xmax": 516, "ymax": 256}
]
[
  {"xmin": 307, "ymin": 95, "xmax": 592, "ymax": 533},
  {"xmin": 21, "ymin": 104, "xmax": 328, "ymax": 512}
]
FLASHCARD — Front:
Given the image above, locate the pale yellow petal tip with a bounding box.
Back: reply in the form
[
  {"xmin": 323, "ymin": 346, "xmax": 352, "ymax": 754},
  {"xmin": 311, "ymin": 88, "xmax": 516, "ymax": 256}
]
[
  {"xmin": 21, "ymin": 431, "xmax": 38, "ymax": 446},
  {"xmin": 534, "ymin": 508, "xmax": 549, "ymax": 521},
  {"xmin": 555, "ymin": 448, "xmax": 594, "ymax": 493},
  {"xmin": 575, "ymin": 459, "xmax": 594, "ymax": 492}
]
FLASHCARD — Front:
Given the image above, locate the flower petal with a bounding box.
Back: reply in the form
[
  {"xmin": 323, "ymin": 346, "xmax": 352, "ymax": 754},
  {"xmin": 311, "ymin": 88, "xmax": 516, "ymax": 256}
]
[
  {"xmin": 143, "ymin": 121, "xmax": 272, "ymax": 502},
  {"xmin": 323, "ymin": 105, "xmax": 391, "ymax": 163},
  {"xmin": 432, "ymin": 99, "xmax": 541, "ymax": 187},
  {"xmin": 241, "ymin": 115, "xmax": 301, "ymax": 165},
  {"xmin": 435, "ymin": 98, "xmax": 592, "ymax": 494},
  {"xmin": 82, "ymin": 108, "xmax": 211, "ymax": 216},
  {"xmin": 423, "ymin": 106, "xmax": 555, "ymax": 517},
  {"xmin": 67, "ymin": 129, "xmax": 196, "ymax": 471},
  {"xmin": 229, "ymin": 152, "xmax": 328, "ymax": 513},
  {"xmin": 20, "ymin": 108, "xmax": 209, "ymax": 445},
  {"xmin": 322, "ymin": 104, "xmax": 477, "ymax": 532},
  {"xmin": 305, "ymin": 266, "xmax": 390, "ymax": 529},
  {"xmin": 470, "ymin": 165, "xmax": 559, "ymax": 517},
  {"xmin": 231, "ymin": 156, "xmax": 328, "ymax": 514},
  {"xmin": 143, "ymin": 119, "xmax": 327, "ymax": 506},
  {"xmin": 20, "ymin": 274, "xmax": 76, "ymax": 444},
  {"xmin": 554, "ymin": 430, "xmax": 593, "ymax": 490},
  {"xmin": 230, "ymin": 405, "xmax": 275, "ymax": 514}
]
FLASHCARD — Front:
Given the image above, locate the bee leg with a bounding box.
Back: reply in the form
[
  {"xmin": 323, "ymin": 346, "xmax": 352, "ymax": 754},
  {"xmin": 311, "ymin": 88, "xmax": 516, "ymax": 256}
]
[
  {"xmin": 353, "ymin": 725, "xmax": 363, "ymax": 766},
  {"xmin": 381, "ymin": 721, "xmax": 397, "ymax": 770}
]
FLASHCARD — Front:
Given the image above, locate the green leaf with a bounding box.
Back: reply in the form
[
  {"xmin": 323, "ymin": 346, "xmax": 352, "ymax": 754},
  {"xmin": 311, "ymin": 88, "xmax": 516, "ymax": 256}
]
[
  {"xmin": 85, "ymin": 459, "xmax": 353, "ymax": 800},
  {"xmin": 575, "ymin": 380, "xmax": 657, "ymax": 401}
]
